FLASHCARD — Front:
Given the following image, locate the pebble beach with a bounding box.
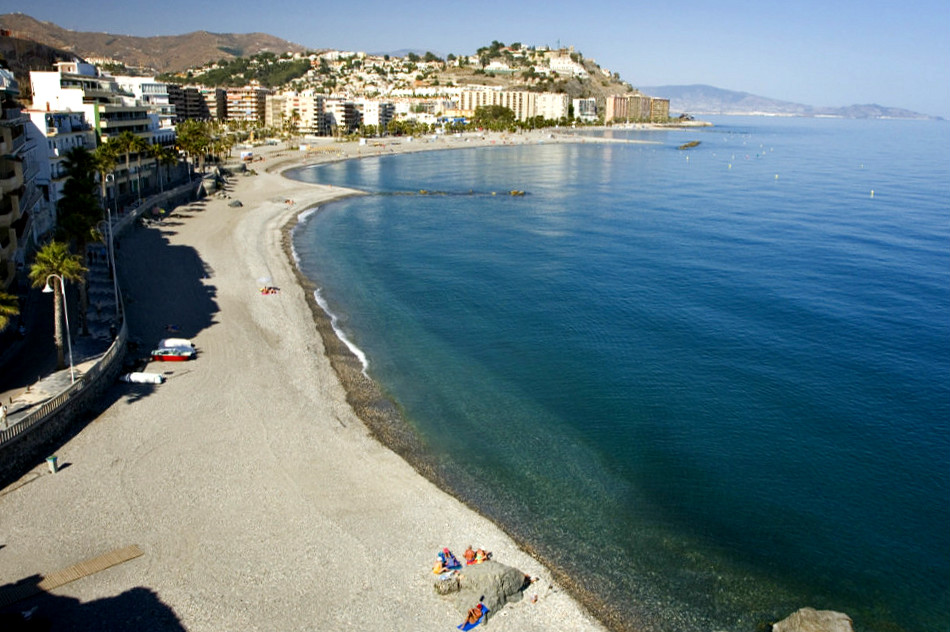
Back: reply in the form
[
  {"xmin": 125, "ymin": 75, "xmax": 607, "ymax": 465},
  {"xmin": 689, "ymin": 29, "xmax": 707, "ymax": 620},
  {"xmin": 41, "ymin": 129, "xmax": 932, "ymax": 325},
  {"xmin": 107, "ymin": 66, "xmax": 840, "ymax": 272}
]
[{"xmin": 0, "ymin": 131, "xmax": 612, "ymax": 631}]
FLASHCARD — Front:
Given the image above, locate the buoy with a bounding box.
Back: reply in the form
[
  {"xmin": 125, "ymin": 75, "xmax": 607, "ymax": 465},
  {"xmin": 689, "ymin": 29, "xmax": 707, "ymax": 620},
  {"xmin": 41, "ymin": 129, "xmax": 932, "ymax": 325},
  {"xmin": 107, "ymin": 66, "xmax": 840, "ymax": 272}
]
[
  {"xmin": 728, "ymin": 164, "xmax": 732, "ymax": 169},
  {"xmin": 775, "ymin": 174, "xmax": 779, "ymax": 180}
]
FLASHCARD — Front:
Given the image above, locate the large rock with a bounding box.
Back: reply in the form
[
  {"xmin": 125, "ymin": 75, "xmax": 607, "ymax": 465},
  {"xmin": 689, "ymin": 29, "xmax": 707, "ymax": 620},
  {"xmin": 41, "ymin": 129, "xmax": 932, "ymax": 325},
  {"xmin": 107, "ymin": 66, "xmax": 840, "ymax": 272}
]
[
  {"xmin": 444, "ymin": 561, "xmax": 529, "ymax": 619},
  {"xmin": 772, "ymin": 608, "xmax": 854, "ymax": 632}
]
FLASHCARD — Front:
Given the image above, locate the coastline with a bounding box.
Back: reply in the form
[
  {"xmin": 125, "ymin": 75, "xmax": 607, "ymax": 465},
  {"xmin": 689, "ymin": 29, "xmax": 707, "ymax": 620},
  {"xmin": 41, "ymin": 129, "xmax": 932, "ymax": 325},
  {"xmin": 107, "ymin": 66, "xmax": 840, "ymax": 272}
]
[
  {"xmin": 276, "ymin": 141, "xmax": 629, "ymax": 630},
  {"xmin": 0, "ymin": 130, "xmax": 614, "ymax": 630}
]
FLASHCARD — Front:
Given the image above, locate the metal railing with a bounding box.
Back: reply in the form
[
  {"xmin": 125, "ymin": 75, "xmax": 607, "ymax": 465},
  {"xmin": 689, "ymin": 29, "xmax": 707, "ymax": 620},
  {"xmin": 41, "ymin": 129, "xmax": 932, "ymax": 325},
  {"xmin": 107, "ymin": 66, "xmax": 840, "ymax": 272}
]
[{"xmin": 0, "ymin": 178, "xmax": 198, "ymax": 451}]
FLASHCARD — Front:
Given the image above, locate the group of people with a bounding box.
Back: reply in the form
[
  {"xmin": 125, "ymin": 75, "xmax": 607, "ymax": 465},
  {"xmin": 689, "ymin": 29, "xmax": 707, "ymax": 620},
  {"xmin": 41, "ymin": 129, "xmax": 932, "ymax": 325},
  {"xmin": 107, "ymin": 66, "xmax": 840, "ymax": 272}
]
[
  {"xmin": 463, "ymin": 545, "xmax": 491, "ymax": 565},
  {"xmin": 260, "ymin": 286, "xmax": 281, "ymax": 295}
]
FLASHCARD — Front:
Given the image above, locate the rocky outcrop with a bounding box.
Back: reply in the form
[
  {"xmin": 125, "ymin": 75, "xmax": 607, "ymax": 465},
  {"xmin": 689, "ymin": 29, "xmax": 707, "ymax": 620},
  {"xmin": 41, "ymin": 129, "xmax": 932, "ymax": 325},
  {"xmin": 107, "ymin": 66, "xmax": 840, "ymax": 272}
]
[{"xmin": 772, "ymin": 607, "xmax": 854, "ymax": 632}]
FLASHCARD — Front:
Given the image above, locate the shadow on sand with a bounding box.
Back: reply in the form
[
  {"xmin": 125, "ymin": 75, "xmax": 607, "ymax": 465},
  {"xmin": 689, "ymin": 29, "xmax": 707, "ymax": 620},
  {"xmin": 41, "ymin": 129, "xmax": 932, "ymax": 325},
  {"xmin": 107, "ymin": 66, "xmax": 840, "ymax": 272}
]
[{"xmin": 0, "ymin": 575, "xmax": 184, "ymax": 631}]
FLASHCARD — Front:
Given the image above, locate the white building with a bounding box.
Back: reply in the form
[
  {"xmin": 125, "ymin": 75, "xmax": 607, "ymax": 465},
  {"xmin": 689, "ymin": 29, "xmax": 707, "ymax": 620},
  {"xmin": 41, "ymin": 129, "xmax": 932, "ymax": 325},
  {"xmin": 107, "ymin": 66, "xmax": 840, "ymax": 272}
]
[
  {"xmin": 572, "ymin": 98, "xmax": 598, "ymax": 123},
  {"xmin": 112, "ymin": 75, "xmax": 177, "ymax": 137},
  {"xmin": 356, "ymin": 100, "xmax": 395, "ymax": 131},
  {"xmin": 536, "ymin": 93, "xmax": 570, "ymax": 121},
  {"xmin": 30, "ymin": 61, "xmax": 170, "ymax": 203},
  {"xmin": 26, "ymin": 109, "xmax": 97, "ymax": 218}
]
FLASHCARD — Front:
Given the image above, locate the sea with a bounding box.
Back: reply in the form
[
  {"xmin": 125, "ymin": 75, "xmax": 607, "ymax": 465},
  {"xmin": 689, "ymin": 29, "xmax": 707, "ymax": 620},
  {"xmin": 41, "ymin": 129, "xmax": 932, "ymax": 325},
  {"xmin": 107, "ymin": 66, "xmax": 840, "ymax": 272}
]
[{"xmin": 287, "ymin": 116, "xmax": 950, "ymax": 632}]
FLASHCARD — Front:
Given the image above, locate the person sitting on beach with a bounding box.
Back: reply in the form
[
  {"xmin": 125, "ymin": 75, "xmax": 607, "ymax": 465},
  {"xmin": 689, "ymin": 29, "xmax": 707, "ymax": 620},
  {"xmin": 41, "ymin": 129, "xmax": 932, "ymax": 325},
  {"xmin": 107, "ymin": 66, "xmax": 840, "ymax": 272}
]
[
  {"xmin": 475, "ymin": 548, "xmax": 490, "ymax": 564},
  {"xmin": 463, "ymin": 545, "xmax": 476, "ymax": 565}
]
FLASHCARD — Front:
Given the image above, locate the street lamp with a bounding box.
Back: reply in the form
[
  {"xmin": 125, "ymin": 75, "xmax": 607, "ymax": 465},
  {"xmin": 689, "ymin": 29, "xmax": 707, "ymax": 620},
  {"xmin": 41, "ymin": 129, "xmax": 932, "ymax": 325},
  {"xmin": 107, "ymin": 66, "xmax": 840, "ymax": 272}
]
[
  {"xmin": 42, "ymin": 274, "xmax": 76, "ymax": 384},
  {"xmin": 105, "ymin": 173, "xmax": 119, "ymax": 217}
]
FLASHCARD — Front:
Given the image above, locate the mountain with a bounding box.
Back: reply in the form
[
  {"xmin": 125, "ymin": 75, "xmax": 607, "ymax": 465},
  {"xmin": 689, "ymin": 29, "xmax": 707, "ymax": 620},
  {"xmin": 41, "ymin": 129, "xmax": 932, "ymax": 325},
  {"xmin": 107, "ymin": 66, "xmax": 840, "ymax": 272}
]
[
  {"xmin": 0, "ymin": 13, "xmax": 309, "ymax": 73},
  {"xmin": 640, "ymin": 84, "xmax": 939, "ymax": 120}
]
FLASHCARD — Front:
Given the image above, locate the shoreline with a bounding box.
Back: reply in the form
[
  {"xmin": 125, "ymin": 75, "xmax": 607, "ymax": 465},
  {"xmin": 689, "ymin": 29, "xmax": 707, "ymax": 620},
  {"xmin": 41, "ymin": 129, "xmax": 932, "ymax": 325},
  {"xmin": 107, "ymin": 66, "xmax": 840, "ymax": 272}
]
[{"xmin": 0, "ymin": 129, "xmax": 616, "ymax": 631}]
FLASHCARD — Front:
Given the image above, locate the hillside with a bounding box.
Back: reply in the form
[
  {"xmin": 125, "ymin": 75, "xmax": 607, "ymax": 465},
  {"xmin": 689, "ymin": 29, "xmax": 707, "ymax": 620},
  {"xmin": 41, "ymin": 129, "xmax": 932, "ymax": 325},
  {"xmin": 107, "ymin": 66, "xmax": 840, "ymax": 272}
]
[
  {"xmin": 641, "ymin": 84, "xmax": 939, "ymax": 120},
  {"xmin": 0, "ymin": 13, "xmax": 309, "ymax": 73}
]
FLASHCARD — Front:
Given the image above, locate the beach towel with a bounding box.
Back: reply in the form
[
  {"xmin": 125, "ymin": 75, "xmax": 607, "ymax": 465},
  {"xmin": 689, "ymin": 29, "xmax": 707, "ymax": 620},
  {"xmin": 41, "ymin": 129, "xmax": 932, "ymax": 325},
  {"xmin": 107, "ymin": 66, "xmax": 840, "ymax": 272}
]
[{"xmin": 457, "ymin": 606, "xmax": 489, "ymax": 630}]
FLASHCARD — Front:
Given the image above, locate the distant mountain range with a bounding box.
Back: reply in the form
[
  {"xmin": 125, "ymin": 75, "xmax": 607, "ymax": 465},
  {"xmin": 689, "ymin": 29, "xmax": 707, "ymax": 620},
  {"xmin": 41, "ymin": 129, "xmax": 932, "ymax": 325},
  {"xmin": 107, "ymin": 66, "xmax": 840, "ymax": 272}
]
[
  {"xmin": 0, "ymin": 13, "xmax": 309, "ymax": 73},
  {"xmin": 640, "ymin": 84, "xmax": 940, "ymax": 120}
]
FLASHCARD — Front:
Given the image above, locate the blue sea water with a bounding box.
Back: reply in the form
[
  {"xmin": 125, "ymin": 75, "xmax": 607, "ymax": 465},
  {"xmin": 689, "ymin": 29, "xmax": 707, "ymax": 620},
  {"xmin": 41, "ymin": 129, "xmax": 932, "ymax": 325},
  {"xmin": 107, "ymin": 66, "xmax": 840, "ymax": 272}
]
[{"xmin": 289, "ymin": 117, "xmax": 950, "ymax": 632}]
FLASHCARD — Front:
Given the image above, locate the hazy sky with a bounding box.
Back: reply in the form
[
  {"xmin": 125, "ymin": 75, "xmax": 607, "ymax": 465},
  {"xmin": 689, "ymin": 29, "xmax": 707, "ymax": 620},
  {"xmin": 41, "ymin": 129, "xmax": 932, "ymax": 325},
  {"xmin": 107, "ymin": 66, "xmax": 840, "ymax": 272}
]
[{"xmin": 5, "ymin": 0, "xmax": 948, "ymax": 117}]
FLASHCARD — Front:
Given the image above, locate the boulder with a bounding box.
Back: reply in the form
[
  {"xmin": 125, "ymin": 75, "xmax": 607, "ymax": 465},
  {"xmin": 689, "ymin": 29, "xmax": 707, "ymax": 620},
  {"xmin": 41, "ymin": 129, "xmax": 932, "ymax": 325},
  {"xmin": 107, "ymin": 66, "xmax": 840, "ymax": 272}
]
[
  {"xmin": 445, "ymin": 561, "xmax": 529, "ymax": 618},
  {"xmin": 772, "ymin": 608, "xmax": 854, "ymax": 632}
]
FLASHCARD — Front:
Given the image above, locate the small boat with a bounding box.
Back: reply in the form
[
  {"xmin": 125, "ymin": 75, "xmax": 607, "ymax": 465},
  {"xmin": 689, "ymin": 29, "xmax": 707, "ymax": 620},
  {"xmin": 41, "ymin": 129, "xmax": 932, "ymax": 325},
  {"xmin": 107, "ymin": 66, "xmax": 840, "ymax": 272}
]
[{"xmin": 151, "ymin": 347, "xmax": 196, "ymax": 362}]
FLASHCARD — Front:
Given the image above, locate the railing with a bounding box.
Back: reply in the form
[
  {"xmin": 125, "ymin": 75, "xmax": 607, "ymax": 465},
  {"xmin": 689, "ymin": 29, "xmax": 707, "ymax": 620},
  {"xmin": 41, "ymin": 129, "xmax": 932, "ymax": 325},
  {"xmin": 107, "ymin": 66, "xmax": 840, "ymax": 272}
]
[{"xmin": 0, "ymin": 179, "xmax": 198, "ymax": 453}]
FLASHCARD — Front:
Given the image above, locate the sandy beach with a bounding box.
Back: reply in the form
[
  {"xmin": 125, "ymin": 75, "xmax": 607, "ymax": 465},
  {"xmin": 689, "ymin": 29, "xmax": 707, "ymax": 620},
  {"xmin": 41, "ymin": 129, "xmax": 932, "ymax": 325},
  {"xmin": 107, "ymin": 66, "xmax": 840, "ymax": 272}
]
[{"xmin": 0, "ymin": 132, "xmax": 610, "ymax": 630}]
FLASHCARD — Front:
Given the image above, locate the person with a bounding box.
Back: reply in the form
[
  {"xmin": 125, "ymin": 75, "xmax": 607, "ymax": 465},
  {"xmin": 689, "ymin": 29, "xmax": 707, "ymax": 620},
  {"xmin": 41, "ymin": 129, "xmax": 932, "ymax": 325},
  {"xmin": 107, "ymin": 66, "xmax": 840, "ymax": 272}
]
[
  {"xmin": 463, "ymin": 545, "xmax": 476, "ymax": 565},
  {"xmin": 1, "ymin": 403, "xmax": 7, "ymax": 428},
  {"xmin": 475, "ymin": 548, "xmax": 490, "ymax": 564},
  {"xmin": 464, "ymin": 603, "xmax": 485, "ymax": 626}
]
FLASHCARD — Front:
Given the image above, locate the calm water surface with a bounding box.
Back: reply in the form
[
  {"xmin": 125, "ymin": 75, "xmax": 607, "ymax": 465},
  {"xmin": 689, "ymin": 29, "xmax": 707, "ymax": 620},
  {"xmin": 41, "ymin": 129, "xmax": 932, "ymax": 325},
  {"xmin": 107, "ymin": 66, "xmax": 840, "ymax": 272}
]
[{"xmin": 290, "ymin": 117, "xmax": 949, "ymax": 631}]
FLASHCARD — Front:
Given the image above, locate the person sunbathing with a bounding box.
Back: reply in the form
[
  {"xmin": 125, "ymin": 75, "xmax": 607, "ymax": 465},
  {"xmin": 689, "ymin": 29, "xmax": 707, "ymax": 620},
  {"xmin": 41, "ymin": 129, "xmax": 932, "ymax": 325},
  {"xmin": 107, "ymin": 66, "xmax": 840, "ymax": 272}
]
[
  {"xmin": 463, "ymin": 545, "xmax": 476, "ymax": 564},
  {"xmin": 464, "ymin": 603, "xmax": 486, "ymax": 625},
  {"xmin": 475, "ymin": 548, "xmax": 490, "ymax": 563}
]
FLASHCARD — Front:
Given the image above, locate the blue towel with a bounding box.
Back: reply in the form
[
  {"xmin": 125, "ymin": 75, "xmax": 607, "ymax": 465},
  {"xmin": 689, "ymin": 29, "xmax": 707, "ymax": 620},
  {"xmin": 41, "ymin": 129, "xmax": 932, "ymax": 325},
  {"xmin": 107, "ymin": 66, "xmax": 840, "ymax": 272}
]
[{"xmin": 457, "ymin": 606, "xmax": 489, "ymax": 630}]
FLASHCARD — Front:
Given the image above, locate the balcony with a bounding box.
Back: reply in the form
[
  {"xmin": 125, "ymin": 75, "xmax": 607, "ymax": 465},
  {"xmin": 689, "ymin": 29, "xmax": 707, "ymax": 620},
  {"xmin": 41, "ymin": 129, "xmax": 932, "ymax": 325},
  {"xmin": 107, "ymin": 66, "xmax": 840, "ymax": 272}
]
[
  {"xmin": 0, "ymin": 164, "xmax": 22, "ymax": 195},
  {"xmin": 0, "ymin": 195, "xmax": 15, "ymax": 228}
]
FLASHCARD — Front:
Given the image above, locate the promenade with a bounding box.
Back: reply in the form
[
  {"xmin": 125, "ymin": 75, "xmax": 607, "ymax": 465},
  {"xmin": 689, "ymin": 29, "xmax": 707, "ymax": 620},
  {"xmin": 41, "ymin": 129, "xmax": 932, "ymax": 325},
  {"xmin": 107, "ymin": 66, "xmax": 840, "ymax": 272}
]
[{"xmin": 0, "ymin": 135, "xmax": 607, "ymax": 631}]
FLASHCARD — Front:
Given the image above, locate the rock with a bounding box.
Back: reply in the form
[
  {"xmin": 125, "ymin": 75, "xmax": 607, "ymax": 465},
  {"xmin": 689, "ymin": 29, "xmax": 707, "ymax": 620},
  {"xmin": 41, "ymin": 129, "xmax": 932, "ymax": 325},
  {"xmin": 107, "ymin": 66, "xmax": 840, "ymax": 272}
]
[
  {"xmin": 447, "ymin": 561, "xmax": 530, "ymax": 618},
  {"xmin": 772, "ymin": 607, "xmax": 854, "ymax": 632}
]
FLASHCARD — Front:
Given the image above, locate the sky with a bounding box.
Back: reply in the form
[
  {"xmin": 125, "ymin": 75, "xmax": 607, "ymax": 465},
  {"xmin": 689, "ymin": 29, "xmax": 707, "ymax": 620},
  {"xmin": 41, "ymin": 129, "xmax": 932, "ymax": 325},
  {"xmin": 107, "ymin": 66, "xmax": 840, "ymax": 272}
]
[{"xmin": 4, "ymin": 0, "xmax": 949, "ymax": 117}]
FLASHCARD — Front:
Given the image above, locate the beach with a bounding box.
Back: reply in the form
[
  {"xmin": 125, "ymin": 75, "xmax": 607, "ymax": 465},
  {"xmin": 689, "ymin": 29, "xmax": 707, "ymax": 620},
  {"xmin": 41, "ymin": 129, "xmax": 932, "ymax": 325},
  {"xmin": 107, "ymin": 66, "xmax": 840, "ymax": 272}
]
[{"xmin": 0, "ymin": 132, "xmax": 609, "ymax": 630}]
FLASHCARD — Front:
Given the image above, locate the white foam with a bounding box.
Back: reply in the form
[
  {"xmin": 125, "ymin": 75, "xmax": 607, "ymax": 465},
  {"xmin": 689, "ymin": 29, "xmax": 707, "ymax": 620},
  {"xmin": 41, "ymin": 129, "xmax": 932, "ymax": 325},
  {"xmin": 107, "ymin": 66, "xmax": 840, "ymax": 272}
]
[
  {"xmin": 290, "ymin": 206, "xmax": 320, "ymax": 266},
  {"xmin": 313, "ymin": 288, "xmax": 369, "ymax": 375}
]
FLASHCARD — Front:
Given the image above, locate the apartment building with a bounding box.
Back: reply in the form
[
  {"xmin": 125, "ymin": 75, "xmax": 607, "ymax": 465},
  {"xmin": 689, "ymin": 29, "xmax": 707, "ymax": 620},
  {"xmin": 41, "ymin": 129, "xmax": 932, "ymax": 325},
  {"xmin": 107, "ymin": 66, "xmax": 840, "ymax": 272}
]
[
  {"xmin": 113, "ymin": 75, "xmax": 177, "ymax": 138},
  {"xmin": 324, "ymin": 99, "xmax": 360, "ymax": 135},
  {"xmin": 604, "ymin": 94, "xmax": 671, "ymax": 123},
  {"xmin": 225, "ymin": 86, "xmax": 270, "ymax": 123},
  {"xmin": 30, "ymin": 61, "xmax": 167, "ymax": 203},
  {"xmin": 269, "ymin": 91, "xmax": 328, "ymax": 136},
  {"xmin": 26, "ymin": 110, "xmax": 96, "ymax": 222},
  {"xmin": 355, "ymin": 99, "xmax": 394, "ymax": 131},
  {"xmin": 1, "ymin": 67, "xmax": 45, "ymax": 291},
  {"xmin": 536, "ymin": 93, "xmax": 570, "ymax": 121},
  {"xmin": 572, "ymin": 98, "xmax": 598, "ymax": 123},
  {"xmin": 458, "ymin": 89, "xmax": 538, "ymax": 122},
  {"xmin": 167, "ymin": 85, "xmax": 212, "ymax": 122}
]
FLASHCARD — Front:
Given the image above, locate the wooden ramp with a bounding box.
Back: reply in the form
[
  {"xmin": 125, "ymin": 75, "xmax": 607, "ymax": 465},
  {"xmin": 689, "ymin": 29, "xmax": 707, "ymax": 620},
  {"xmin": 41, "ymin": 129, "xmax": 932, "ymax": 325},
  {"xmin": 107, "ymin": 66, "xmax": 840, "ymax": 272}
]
[{"xmin": 0, "ymin": 545, "xmax": 143, "ymax": 609}]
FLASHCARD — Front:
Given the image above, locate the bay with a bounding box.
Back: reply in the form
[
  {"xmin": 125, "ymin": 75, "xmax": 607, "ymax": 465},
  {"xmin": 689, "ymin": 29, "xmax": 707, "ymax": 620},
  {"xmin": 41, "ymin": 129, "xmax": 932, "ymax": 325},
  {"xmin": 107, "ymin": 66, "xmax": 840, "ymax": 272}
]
[{"xmin": 289, "ymin": 117, "xmax": 950, "ymax": 631}]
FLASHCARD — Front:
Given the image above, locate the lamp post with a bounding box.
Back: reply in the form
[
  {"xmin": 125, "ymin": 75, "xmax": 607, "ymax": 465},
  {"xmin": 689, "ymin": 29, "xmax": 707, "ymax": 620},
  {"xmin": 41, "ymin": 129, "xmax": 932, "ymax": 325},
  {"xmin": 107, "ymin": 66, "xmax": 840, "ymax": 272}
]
[
  {"xmin": 105, "ymin": 173, "xmax": 119, "ymax": 218},
  {"xmin": 42, "ymin": 274, "xmax": 75, "ymax": 384}
]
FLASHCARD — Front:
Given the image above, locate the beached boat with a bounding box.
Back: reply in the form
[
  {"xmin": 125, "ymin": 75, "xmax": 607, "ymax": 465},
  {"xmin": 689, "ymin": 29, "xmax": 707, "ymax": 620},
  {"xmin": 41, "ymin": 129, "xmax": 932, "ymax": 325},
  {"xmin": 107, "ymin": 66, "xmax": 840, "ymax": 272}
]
[{"xmin": 150, "ymin": 347, "xmax": 196, "ymax": 361}]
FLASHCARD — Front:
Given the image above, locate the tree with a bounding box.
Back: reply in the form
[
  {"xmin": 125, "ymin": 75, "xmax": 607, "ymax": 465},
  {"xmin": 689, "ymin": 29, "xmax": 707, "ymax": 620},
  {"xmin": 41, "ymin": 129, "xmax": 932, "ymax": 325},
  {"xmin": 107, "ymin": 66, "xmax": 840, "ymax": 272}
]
[
  {"xmin": 29, "ymin": 242, "xmax": 86, "ymax": 369},
  {"xmin": 176, "ymin": 119, "xmax": 211, "ymax": 177},
  {"xmin": 0, "ymin": 291, "xmax": 19, "ymax": 332},
  {"xmin": 92, "ymin": 142, "xmax": 118, "ymax": 213},
  {"xmin": 473, "ymin": 105, "xmax": 516, "ymax": 131},
  {"xmin": 284, "ymin": 108, "xmax": 301, "ymax": 148},
  {"xmin": 57, "ymin": 146, "xmax": 102, "ymax": 335},
  {"xmin": 111, "ymin": 131, "xmax": 140, "ymax": 204},
  {"xmin": 130, "ymin": 135, "xmax": 150, "ymax": 202}
]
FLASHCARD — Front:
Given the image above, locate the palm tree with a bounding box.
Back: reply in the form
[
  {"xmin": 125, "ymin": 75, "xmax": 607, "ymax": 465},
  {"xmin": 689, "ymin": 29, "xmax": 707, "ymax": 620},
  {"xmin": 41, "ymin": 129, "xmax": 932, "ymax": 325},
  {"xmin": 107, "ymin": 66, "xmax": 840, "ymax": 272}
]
[
  {"xmin": 130, "ymin": 135, "xmax": 150, "ymax": 202},
  {"xmin": 176, "ymin": 120, "xmax": 211, "ymax": 178},
  {"xmin": 0, "ymin": 291, "xmax": 19, "ymax": 332},
  {"xmin": 29, "ymin": 242, "xmax": 86, "ymax": 370},
  {"xmin": 111, "ymin": 131, "xmax": 139, "ymax": 206},
  {"xmin": 92, "ymin": 141, "xmax": 118, "ymax": 213},
  {"xmin": 148, "ymin": 143, "xmax": 174, "ymax": 192},
  {"xmin": 57, "ymin": 146, "xmax": 102, "ymax": 335}
]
